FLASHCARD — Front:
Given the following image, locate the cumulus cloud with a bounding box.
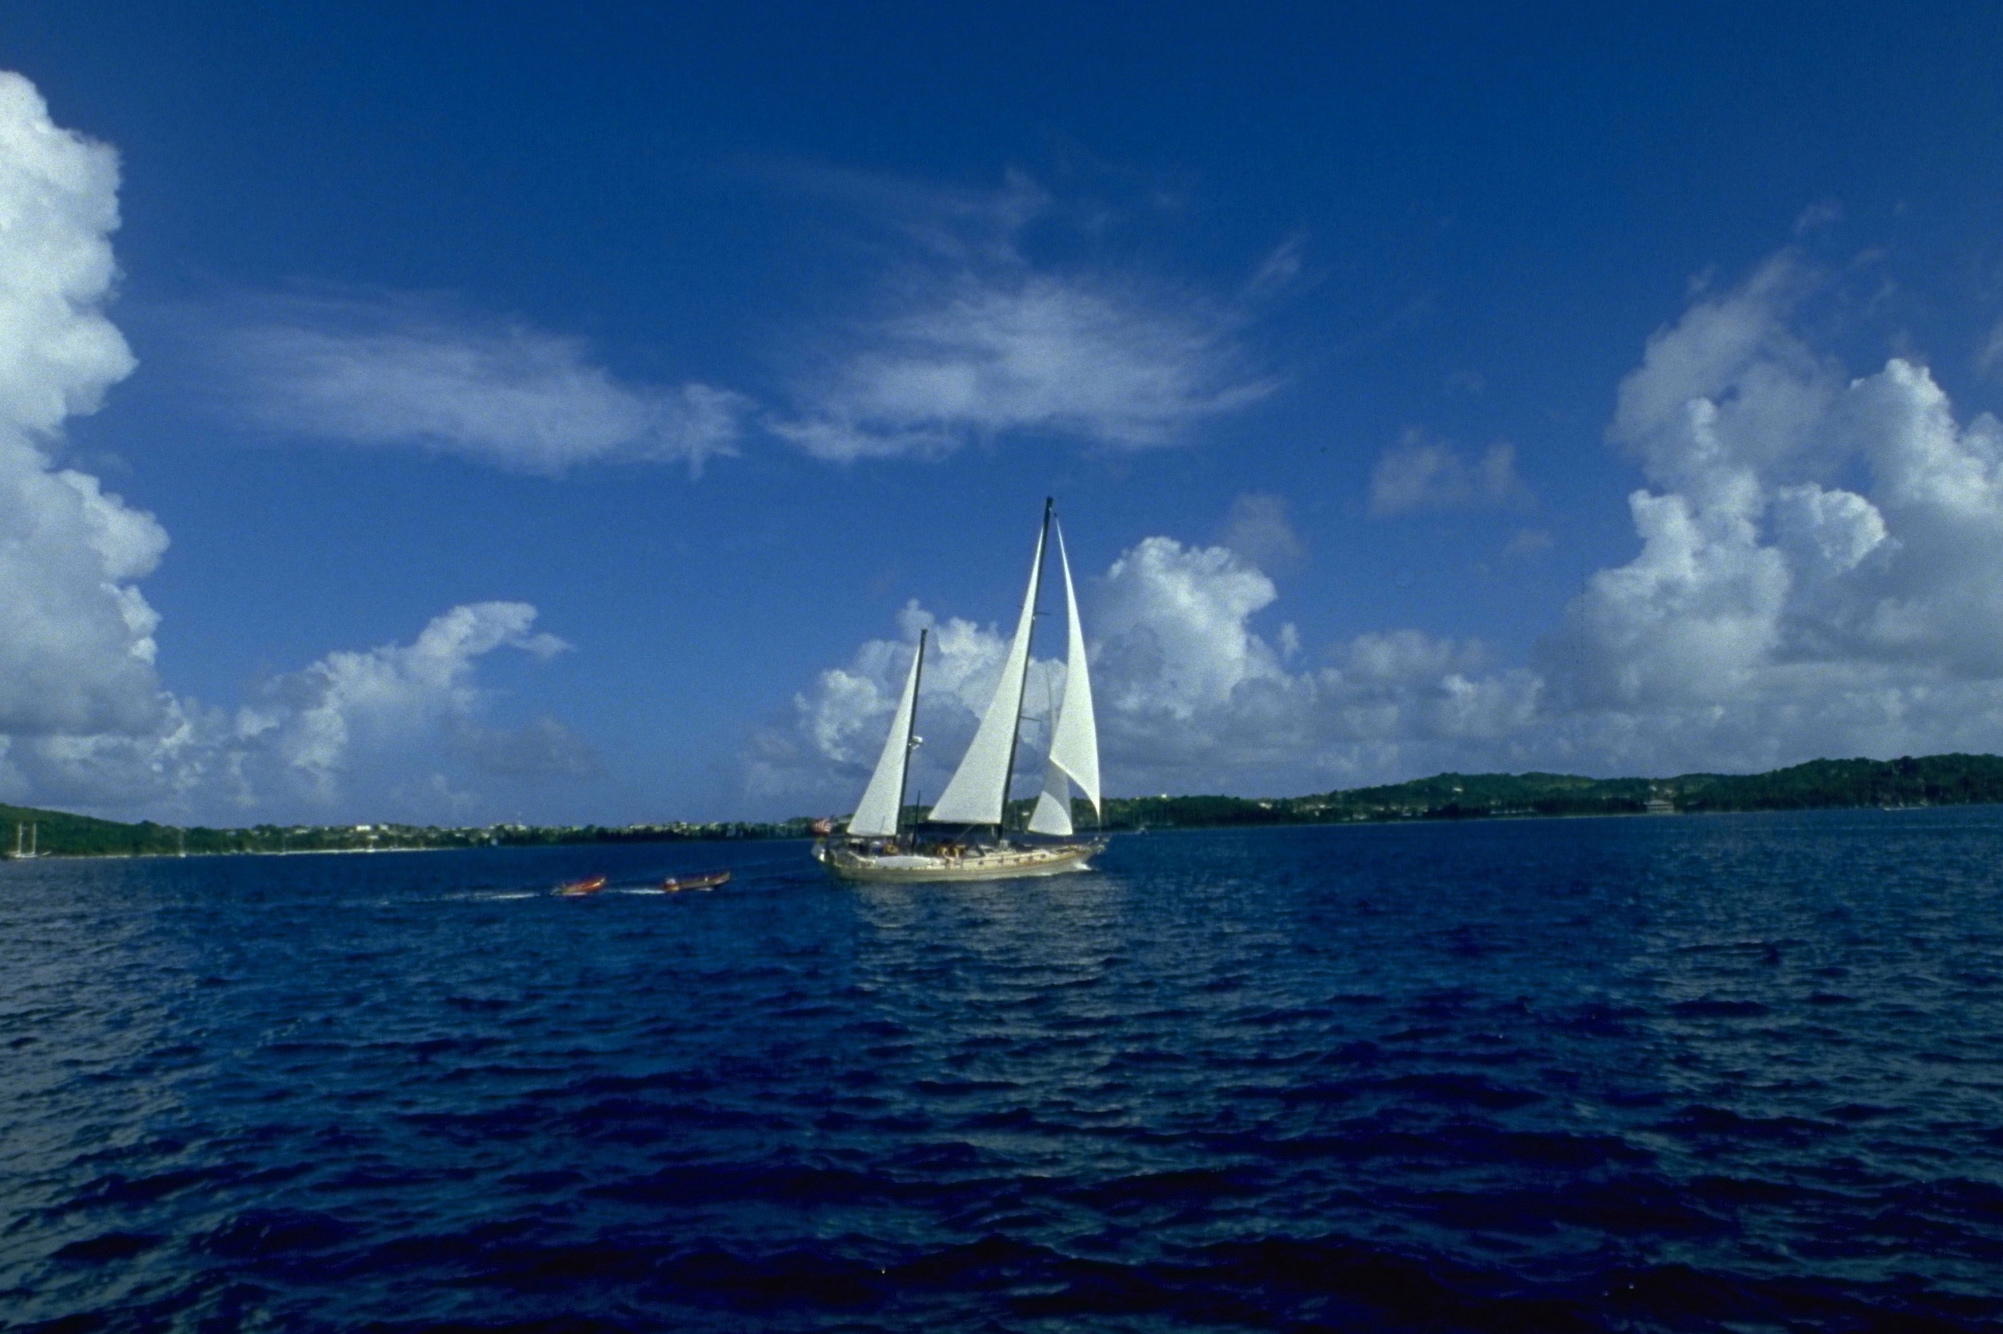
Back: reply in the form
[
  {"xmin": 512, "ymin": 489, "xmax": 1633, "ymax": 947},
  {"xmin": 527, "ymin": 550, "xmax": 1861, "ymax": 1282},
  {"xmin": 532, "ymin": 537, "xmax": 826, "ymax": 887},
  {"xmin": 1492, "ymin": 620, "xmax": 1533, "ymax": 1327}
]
[
  {"xmin": 0, "ymin": 72, "xmax": 166, "ymax": 741},
  {"xmin": 0, "ymin": 73, "xmax": 597, "ymax": 824},
  {"xmin": 0, "ymin": 455, "xmax": 169, "ymax": 737},
  {"xmin": 230, "ymin": 602, "xmax": 568, "ymax": 797},
  {"xmin": 760, "ymin": 241, "xmax": 2003, "ymax": 809},
  {"xmin": 218, "ymin": 602, "xmax": 585, "ymax": 815},
  {"xmin": 0, "ymin": 75, "xmax": 135, "ymax": 434},
  {"xmin": 1543, "ymin": 247, "xmax": 2003, "ymax": 769},
  {"xmin": 769, "ymin": 169, "xmax": 1279, "ymax": 460},
  {"xmin": 6, "ymin": 602, "xmax": 594, "ymax": 823},
  {"xmin": 749, "ymin": 599, "xmax": 1054, "ymax": 808},
  {"xmin": 1369, "ymin": 430, "xmax": 1534, "ymax": 515},
  {"xmin": 207, "ymin": 289, "xmax": 749, "ymax": 475},
  {"xmin": 752, "ymin": 534, "xmax": 1543, "ymax": 810}
]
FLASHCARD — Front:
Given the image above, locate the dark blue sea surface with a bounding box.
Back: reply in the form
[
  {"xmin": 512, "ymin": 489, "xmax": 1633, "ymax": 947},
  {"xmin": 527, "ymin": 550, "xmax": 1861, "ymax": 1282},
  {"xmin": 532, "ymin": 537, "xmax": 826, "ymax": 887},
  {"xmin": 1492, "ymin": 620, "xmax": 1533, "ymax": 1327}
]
[{"xmin": 5, "ymin": 811, "xmax": 2003, "ymax": 1331}]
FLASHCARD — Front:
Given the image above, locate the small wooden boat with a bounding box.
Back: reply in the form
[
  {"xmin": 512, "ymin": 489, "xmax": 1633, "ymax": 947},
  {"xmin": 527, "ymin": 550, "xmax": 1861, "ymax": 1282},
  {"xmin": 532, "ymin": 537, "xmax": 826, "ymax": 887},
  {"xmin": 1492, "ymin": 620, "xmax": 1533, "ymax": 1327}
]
[
  {"xmin": 660, "ymin": 870, "xmax": 731, "ymax": 893},
  {"xmin": 554, "ymin": 874, "xmax": 608, "ymax": 897}
]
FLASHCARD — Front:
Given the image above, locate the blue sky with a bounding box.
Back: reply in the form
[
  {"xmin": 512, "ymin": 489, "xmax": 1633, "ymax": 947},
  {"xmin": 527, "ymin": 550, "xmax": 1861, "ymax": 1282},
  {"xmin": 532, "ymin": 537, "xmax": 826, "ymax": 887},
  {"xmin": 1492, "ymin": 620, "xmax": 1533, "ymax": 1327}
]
[{"xmin": 7, "ymin": 3, "xmax": 2003, "ymax": 826}]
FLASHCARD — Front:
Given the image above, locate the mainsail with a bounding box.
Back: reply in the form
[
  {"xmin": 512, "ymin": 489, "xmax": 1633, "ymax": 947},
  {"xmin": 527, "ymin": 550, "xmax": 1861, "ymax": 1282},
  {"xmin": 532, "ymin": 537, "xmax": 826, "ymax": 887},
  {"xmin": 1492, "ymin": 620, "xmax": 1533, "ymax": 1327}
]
[
  {"xmin": 846, "ymin": 630, "xmax": 925, "ymax": 837},
  {"xmin": 813, "ymin": 498, "xmax": 1106, "ymax": 883},
  {"xmin": 926, "ymin": 515, "xmax": 1047, "ymax": 825}
]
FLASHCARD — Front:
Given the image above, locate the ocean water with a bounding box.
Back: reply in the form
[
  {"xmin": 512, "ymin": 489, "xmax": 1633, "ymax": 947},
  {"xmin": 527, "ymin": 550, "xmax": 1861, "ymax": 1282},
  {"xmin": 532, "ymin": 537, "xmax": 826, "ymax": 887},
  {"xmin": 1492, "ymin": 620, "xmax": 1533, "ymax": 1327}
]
[{"xmin": 3, "ymin": 810, "xmax": 2002, "ymax": 1332}]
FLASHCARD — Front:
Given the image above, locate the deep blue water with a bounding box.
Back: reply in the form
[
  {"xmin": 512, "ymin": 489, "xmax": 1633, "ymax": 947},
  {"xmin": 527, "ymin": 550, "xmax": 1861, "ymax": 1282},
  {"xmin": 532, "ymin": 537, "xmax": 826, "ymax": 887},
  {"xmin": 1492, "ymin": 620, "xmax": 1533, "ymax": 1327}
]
[{"xmin": 4, "ymin": 810, "xmax": 2003, "ymax": 1332}]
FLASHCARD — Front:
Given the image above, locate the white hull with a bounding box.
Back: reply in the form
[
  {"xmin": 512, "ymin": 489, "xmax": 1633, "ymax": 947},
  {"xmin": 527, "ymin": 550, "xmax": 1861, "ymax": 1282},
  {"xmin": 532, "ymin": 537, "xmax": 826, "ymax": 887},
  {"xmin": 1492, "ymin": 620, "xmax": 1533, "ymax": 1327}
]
[{"xmin": 815, "ymin": 839, "xmax": 1103, "ymax": 883}]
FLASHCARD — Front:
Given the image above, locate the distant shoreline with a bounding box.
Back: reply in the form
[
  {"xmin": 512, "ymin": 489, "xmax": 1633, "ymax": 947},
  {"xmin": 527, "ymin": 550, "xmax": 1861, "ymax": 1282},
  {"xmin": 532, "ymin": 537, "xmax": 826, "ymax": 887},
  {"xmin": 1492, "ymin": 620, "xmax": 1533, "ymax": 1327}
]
[{"xmin": 6, "ymin": 753, "xmax": 2001, "ymax": 860}]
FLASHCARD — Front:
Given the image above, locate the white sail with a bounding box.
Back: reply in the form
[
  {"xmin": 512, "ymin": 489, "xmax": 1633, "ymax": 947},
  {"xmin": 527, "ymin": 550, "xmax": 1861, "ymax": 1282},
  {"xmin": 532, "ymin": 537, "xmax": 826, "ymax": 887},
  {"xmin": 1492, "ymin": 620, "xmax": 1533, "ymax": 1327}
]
[
  {"xmin": 927, "ymin": 517, "xmax": 1047, "ymax": 825},
  {"xmin": 1028, "ymin": 760, "xmax": 1074, "ymax": 835},
  {"xmin": 846, "ymin": 635, "xmax": 925, "ymax": 837},
  {"xmin": 1043, "ymin": 522, "xmax": 1101, "ymax": 820}
]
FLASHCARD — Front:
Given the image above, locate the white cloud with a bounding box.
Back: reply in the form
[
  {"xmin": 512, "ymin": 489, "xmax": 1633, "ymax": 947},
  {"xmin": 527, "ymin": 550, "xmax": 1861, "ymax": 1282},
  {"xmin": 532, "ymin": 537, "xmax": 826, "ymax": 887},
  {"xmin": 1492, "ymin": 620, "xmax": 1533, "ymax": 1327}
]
[
  {"xmin": 1544, "ymin": 249, "xmax": 2003, "ymax": 762},
  {"xmin": 220, "ymin": 602, "xmax": 581, "ymax": 814},
  {"xmin": 750, "ymin": 598, "xmax": 1050, "ymax": 807},
  {"xmin": 0, "ymin": 74, "xmax": 135, "ymax": 435},
  {"xmin": 209, "ymin": 290, "xmax": 749, "ymax": 475},
  {"xmin": 1609, "ymin": 253, "xmax": 1835, "ymax": 500},
  {"xmin": 762, "ymin": 243, "xmax": 2003, "ymax": 809},
  {"xmin": 0, "ymin": 453, "xmax": 169, "ymax": 737},
  {"xmin": 1369, "ymin": 430, "xmax": 1534, "ymax": 515},
  {"xmin": 8, "ymin": 602, "xmax": 592, "ymax": 823},
  {"xmin": 1547, "ymin": 488, "xmax": 1792, "ymax": 707},
  {"xmin": 0, "ymin": 73, "xmax": 598, "ymax": 825},
  {"xmin": 0, "ymin": 72, "xmax": 166, "ymax": 741},
  {"xmin": 753, "ymin": 536, "xmax": 1542, "ymax": 809},
  {"xmin": 770, "ymin": 170, "xmax": 1279, "ymax": 460},
  {"xmin": 1093, "ymin": 537, "xmax": 1286, "ymax": 719}
]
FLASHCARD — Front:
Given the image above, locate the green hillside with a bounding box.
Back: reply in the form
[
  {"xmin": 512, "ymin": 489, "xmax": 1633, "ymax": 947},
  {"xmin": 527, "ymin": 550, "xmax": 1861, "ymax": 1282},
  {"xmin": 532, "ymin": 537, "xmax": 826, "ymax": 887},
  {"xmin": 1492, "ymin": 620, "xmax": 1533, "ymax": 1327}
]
[{"xmin": 1093, "ymin": 753, "xmax": 2003, "ymax": 830}]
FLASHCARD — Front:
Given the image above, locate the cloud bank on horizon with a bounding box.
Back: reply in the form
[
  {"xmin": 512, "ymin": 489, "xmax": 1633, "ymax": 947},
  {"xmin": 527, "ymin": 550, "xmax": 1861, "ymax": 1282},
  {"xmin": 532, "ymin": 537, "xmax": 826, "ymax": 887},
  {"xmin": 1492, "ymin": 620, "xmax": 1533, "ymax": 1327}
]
[{"xmin": 10, "ymin": 63, "xmax": 2003, "ymax": 826}]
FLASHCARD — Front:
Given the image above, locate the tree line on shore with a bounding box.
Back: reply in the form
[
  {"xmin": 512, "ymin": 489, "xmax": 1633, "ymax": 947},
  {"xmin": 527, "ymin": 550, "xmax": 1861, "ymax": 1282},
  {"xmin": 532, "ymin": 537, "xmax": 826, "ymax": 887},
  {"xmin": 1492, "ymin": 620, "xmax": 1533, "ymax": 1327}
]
[
  {"xmin": 1096, "ymin": 753, "xmax": 2003, "ymax": 830},
  {"xmin": 7, "ymin": 754, "xmax": 2003, "ymax": 859}
]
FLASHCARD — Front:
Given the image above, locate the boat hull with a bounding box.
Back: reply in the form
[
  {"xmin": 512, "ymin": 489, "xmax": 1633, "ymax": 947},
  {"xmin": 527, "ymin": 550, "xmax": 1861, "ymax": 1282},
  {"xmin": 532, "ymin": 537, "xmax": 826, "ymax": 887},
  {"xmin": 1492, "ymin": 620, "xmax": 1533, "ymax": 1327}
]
[
  {"xmin": 815, "ymin": 839, "xmax": 1104, "ymax": 883},
  {"xmin": 661, "ymin": 871, "xmax": 731, "ymax": 892}
]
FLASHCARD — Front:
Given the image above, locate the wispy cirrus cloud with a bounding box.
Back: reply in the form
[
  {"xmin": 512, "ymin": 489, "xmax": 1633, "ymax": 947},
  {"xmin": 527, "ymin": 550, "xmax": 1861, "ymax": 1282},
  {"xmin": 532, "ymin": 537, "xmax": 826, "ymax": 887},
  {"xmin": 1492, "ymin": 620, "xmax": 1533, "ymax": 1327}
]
[
  {"xmin": 767, "ymin": 167, "xmax": 1284, "ymax": 462},
  {"xmin": 206, "ymin": 290, "xmax": 750, "ymax": 475}
]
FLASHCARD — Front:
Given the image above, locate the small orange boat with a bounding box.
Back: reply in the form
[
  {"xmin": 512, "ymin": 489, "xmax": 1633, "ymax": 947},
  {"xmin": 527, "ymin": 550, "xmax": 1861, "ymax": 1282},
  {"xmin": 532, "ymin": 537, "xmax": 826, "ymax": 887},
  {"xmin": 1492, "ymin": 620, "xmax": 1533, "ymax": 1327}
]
[
  {"xmin": 660, "ymin": 870, "xmax": 731, "ymax": 893},
  {"xmin": 554, "ymin": 874, "xmax": 608, "ymax": 897}
]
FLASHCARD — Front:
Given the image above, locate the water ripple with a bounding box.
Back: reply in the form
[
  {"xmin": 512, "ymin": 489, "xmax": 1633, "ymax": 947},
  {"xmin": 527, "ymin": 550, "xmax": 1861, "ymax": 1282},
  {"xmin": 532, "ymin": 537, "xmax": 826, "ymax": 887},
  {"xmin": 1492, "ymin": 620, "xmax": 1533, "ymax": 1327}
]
[{"xmin": 5, "ymin": 816, "xmax": 2003, "ymax": 1329}]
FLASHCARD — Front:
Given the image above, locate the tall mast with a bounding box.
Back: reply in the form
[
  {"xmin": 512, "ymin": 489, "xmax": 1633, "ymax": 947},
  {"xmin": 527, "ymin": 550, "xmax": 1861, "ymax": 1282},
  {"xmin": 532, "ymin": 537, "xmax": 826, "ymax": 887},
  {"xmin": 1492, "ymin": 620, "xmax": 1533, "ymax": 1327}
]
[
  {"xmin": 999, "ymin": 497, "xmax": 1054, "ymax": 831},
  {"xmin": 894, "ymin": 628, "xmax": 926, "ymax": 840}
]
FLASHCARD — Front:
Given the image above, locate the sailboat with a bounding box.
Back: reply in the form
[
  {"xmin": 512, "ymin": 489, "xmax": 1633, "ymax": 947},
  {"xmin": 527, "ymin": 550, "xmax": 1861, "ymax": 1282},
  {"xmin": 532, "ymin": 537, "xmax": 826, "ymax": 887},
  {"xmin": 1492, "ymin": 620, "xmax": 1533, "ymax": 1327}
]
[
  {"xmin": 814, "ymin": 498, "xmax": 1106, "ymax": 883},
  {"xmin": 8, "ymin": 822, "xmax": 40, "ymax": 860}
]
